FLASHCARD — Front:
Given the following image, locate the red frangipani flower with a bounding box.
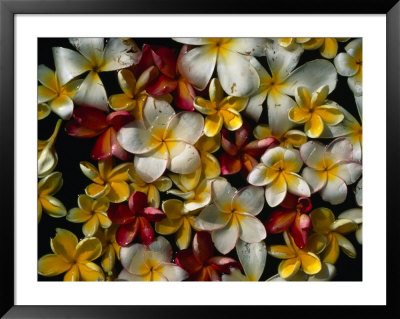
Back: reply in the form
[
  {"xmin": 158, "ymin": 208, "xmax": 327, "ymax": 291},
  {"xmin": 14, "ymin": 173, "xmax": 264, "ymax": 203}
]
[
  {"xmin": 175, "ymin": 231, "xmax": 240, "ymax": 281},
  {"xmin": 65, "ymin": 107, "xmax": 133, "ymax": 161},
  {"xmin": 265, "ymin": 193, "xmax": 312, "ymax": 249},
  {"xmin": 133, "ymin": 44, "xmax": 196, "ymax": 111},
  {"xmin": 220, "ymin": 121, "xmax": 279, "ymax": 176},
  {"xmin": 107, "ymin": 191, "xmax": 165, "ymax": 246}
]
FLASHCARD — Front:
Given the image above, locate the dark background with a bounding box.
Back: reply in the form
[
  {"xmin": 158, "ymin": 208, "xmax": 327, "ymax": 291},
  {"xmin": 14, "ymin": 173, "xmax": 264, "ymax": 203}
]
[{"xmin": 38, "ymin": 38, "xmax": 362, "ymax": 281}]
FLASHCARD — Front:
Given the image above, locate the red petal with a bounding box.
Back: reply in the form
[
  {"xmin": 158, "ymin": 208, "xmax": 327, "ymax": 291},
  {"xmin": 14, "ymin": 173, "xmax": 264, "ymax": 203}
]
[
  {"xmin": 207, "ymin": 267, "xmax": 221, "ymax": 281},
  {"xmin": 235, "ymin": 121, "xmax": 251, "ymax": 149},
  {"xmin": 107, "ymin": 203, "xmax": 135, "ymax": 224},
  {"xmin": 221, "ymin": 129, "xmax": 238, "ymax": 156},
  {"xmin": 297, "ymin": 197, "xmax": 312, "ymax": 213},
  {"xmin": 265, "ymin": 209, "xmax": 297, "ymax": 234},
  {"xmin": 65, "ymin": 120, "xmax": 102, "ymax": 138},
  {"xmin": 220, "ymin": 153, "xmax": 242, "ymax": 175},
  {"xmin": 110, "ymin": 127, "xmax": 131, "ymax": 161},
  {"xmin": 142, "ymin": 207, "xmax": 165, "ymax": 222},
  {"xmin": 72, "ymin": 107, "xmax": 108, "ymax": 131},
  {"xmin": 116, "ymin": 220, "xmax": 139, "ymax": 246},
  {"xmin": 91, "ymin": 129, "xmax": 112, "ymax": 160},
  {"xmin": 132, "ymin": 44, "xmax": 154, "ymax": 78},
  {"xmin": 106, "ymin": 111, "xmax": 133, "ymax": 131},
  {"xmin": 280, "ymin": 193, "xmax": 298, "ymax": 209},
  {"xmin": 173, "ymin": 78, "xmax": 195, "ymax": 111},
  {"xmin": 128, "ymin": 192, "xmax": 148, "ymax": 214},
  {"xmin": 240, "ymin": 153, "xmax": 258, "ymax": 175},
  {"xmin": 146, "ymin": 74, "xmax": 177, "ymax": 96},
  {"xmin": 150, "ymin": 45, "xmax": 177, "ymax": 79},
  {"xmin": 290, "ymin": 213, "xmax": 311, "ymax": 249},
  {"xmin": 242, "ymin": 137, "xmax": 280, "ymax": 157},
  {"xmin": 139, "ymin": 218, "xmax": 154, "ymax": 245},
  {"xmin": 193, "ymin": 231, "xmax": 214, "ymax": 264},
  {"xmin": 175, "ymin": 249, "xmax": 203, "ymax": 275},
  {"xmin": 208, "ymin": 257, "xmax": 241, "ymax": 273}
]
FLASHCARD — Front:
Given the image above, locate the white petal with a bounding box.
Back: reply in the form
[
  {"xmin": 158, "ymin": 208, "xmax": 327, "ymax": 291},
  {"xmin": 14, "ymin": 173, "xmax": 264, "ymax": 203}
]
[
  {"xmin": 117, "ymin": 121, "xmax": 159, "ymax": 154},
  {"xmin": 247, "ymin": 164, "xmax": 275, "ymax": 186},
  {"xmin": 118, "ymin": 269, "xmax": 144, "ymax": 281},
  {"xmin": 222, "ymin": 268, "xmax": 247, "ymax": 281},
  {"xmin": 284, "ymin": 172, "xmax": 311, "ymax": 197},
  {"xmin": 338, "ymin": 208, "xmax": 362, "ymax": 224},
  {"xmin": 319, "ymin": 104, "xmax": 359, "ymax": 138},
  {"xmin": 167, "ymin": 142, "xmax": 201, "ymax": 174},
  {"xmin": 178, "ymin": 45, "xmax": 217, "ymax": 91},
  {"xmin": 355, "ymin": 95, "xmax": 362, "ymax": 119},
  {"xmin": 69, "ymin": 38, "xmax": 104, "ymax": 64},
  {"xmin": 236, "ymin": 240, "xmax": 267, "ymax": 281},
  {"xmin": 232, "ymin": 186, "xmax": 264, "ymax": 216},
  {"xmin": 228, "ymin": 38, "xmax": 267, "ymax": 56},
  {"xmin": 265, "ymin": 175, "xmax": 287, "ymax": 207},
  {"xmin": 348, "ymin": 74, "xmax": 362, "ymax": 97},
  {"xmin": 211, "ymin": 178, "xmax": 236, "ymax": 212},
  {"xmin": 134, "ymin": 147, "xmax": 168, "ymax": 183},
  {"xmin": 299, "ymin": 141, "xmax": 326, "ymax": 169},
  {"xmin": 52, "ymin": 47, "xmax": 91, "ymax": 85},
  {"xmin": 49, "ymin": 95, "xmax": 74, "ymax": 120},
  {"xmin": 283, "ymin": 148, "xmax": 303, "ymax": 173},
  {"xmin": 142, "ymin": 96, "xmax": 175, "ymax": 128},
  {"xmin": 73, "ymin": 71, "xmax": 108, "ymax": 111},
  {"xmin": 355, "ymin": 178, "xmax": 362, "ymax": 207},
  {"xmin": 217, "ymin": 51, "xmax": 260, "ymax": 97},
  {"xmin": 212, "ymin": 217, "xmax": 240, "ymax": 254},
  {"xmin": 148, "ymin": 236, "xmax": 173, "ymax": 263},
  {"xmin": 194, "ymin": 204, "xmax": 230, "ymax": 231},
  {"xmin": 260, "ymin": 146, "xmax": 285, "ymax": 167},
  {"xmin": 266, "ymin": 39, "xmax": 304, "ymax": 79},
  {"xmin": 326, "ymin": 138, "xmax": 353, "ymax": 163},
  {"xmin": 335, "ymin": 233, "xmax": 356, "ymax": 258},
  {"xmin": 333, "ymin": 162, "xmax": 362, "ymax": 185},
  {"xmin": 267, "ymin": 92, "xmax": 297, "ymax": 136},
  {"xmin": 238, "ymin": 213, "xmax": 266, "ymax": 243},
  {"xmin": 321, "ymin": 175, "xmax": 348, "ymax": 205},
  {"xmin": 38, "ymin": 64, "xmax": 57, "ymax": 90},
  {"xmin": 101, "ymin": 38, "xmax": 141, "ymax": 71},
  {"xmin": 308, "ymin": 263, "xmax": 336, "ymax": 281},
  {"xmin": 345, "ymin": 38, "xmax": 362, "ymax": 60},
  {"xmin": 334, "ymin": 53, "xmax": 358, "ymax": 77},
  {"xmin": 173, "ymin": 38, "xmax": 210, "ymax": 45},
  {"xmin": 165, "ymin": 112, "xmax": 204, "ymax": 144},
  {"xmin": 120, "ymin": 244, "xmax": 147, "ymax": 275},
  {"xmin": 282, "ymin": 59, "xmax": 337, "ymax": 96},
  {"xmin": 156, "ymin": 263, "xmax": 188, "ymax": 281},
  {"xmin": 302, "ymin": 167, "xmax": 327, "ymax": 193}
]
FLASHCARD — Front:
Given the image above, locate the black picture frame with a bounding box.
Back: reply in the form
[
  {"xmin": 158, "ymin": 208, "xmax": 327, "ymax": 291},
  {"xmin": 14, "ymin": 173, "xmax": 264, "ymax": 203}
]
[{"xmin": 1, "ymin": 0, "xmax": 399, "ymax": 317}]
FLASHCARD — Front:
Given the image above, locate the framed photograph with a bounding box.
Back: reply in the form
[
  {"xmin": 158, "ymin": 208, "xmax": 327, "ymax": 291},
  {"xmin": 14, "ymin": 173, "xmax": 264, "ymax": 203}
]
[{"xmin": 1, "ymin": 0, "xmax": 399, "ymax": 317}]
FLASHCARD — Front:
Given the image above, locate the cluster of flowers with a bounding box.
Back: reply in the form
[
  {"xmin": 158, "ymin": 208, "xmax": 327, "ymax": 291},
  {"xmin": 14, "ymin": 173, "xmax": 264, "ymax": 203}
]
[{"xmin": 38, "ymin": 37, "xmax": 362, "ymax": 281}]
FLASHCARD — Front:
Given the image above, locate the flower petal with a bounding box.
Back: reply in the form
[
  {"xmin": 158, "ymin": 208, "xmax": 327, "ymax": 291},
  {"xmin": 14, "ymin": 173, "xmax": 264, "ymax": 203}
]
[
  {"xmin": 134, "ymin": 145, "xmax": 169, "ymax": 183},
  {"xmin": 120, "ymin": 243, "xmax": 147, "ymax": 275},
  {"xmin": 302, "ymin": 167, "xmax": 327, "ymax": 194},
  {"xmin": 305, "ymin": 114, "xmax": 324, "ymax": 138},
  {"xmin": 77, "ymin": 261, "xmax": 105, "ymax": 281},
  {"xmin": 67, "ymin": 207, "xmax": 92, "ymax": 223},
  {"xmin": 308, "ymin": 262, "xmax": 336, "ymax": 281},
  {"xmin": 38, "ymin": 86, "xmax": 57, "ymax": 104},
  {"xmin": 38, "ymin": 254, "xmax": 71, "ymax": 277},
  {"xmin": 332, "ymin": 162, "xmax": 362, "ymax": 185},
  {"xmin": 156, "ymin": 263, "xmax": 188, "ymax": 281},
  {"xmin": 40, "ymin": 196, "xmax": 67, "ymax": 218},
  {"xmin": 85, "ymin": 183, "xmax": 110, "ymax": 199},
  {"xmin": 278, "ymin": 258, "xmax": 301, "ymax": 279},
  {"xmin": 142, "ymin": 96, "xmax": 175, "ymax": 128},
  {"xmin": 194, "ymin": 204, "xmax": 230, "ymax": 231},
  {"xmin": 299, "ymin": 252, "xmax": 322, "ymax": 275},
  {"xmin": 212, "ymin": 216, "xmax": 239, "ymax": 254},
  {"xmin": 283, "ymin": 172, "xmax": 310, "ymax": 197},
  {"xmin": 338, "ymin": 208, "xmax": 362, "ymax": 224},
  {"xmin": 155, "ymin": 217, "xmax": 183, "ymax": 235},
  {"xmin": 237, "ymin": 213, "xmax": 266, "ymax": 243},
  {"xmin": 167, "ymin": 142, "xmax": 201, "ymax": 175},
  {"xmin": 73, "ymin": 71, "xmax": 108, "ymax": 112},
  {"xmin": 267, "ymin": 92, "xmax": 297, "ymax": 136},
  {"xmin": 75, "ymin": 237, "xmax": 102, "ymax": 262},
  {"xmin": 334, "ymin": 52, "xmax": 358, "ymax": 77},
  {"xmin": 211, "ymin": 178, "xmax": 236, "ymax": 212},
  {"xmin": 330, "ymin": 219, "xmax": 358, "ymax": 234},
  {"xmin": 38, "ymin": 103, "xmax": 51, "ymax": 120},
  {"xmin": 148, "ymin": 236, "xmax": 173, "ymax": 262},
  {"xmin": 192, "ymin": 231, "xmax": 214, "ymax": 263},
  {"xmin": 116, "ymin": 221, "xmax": 139, "ymax": 247},
  {"xmin": 107, "ymin": 181, "xmax": 131, "ymax": 203},
  {"xmin": 310, "ymin": 207, "xmax": 335, "ymax": 234},
  {"xmin": 204, "ymin": 113, "xmax": 223, "ymax": 137},
  {"xmin": 321, "ymin": 174, "xmax": 348, "ymax": 205},
  {"xmin": 232, "ymin": 185, "xmax": 264, "ymax": 216},
  {"xmin": 220, "ymin": 153, "xmax": 242, "ymax": 175},
  {"xmin": 247, "ymin": 164, "xmax": 278, "ymax": 186},
  {"xmin": 236, "ymin": 240, "xmax": 267, "ymax": 281},
  {"xmin": 325, "ymin": 137, "xmax": 353, "ymax": 163},
  {"xmin": 299, "ymin": 141, "xmax": 326, "ymax": 170},
  {"xmin": 63, "ymin": 264, "xmax": 80, "ymax": 281},
  {"xmin": 146, "ymin": 74, "xmax": 177, "ymax": 96},
  {"xmin": 175, "ymin": 218, "xmax": 192, "ymax": 250},
  {"xmin": 101, "ymin": 38, "xmax": 141, "ymax": 71},
  {"xmin": 38, "ymin": 64, "xmax": 57, "ymax": 90},
  {"xmin": 265, "ymin": 174, "xmax": 287, "ymax": 207},
  {"xmin": 165, "ymin": 111, "xmax": 204, "ymax": 144},
  {"xmin": 38, "ymin": 171, "xmax": 63, "ymax": 195}
]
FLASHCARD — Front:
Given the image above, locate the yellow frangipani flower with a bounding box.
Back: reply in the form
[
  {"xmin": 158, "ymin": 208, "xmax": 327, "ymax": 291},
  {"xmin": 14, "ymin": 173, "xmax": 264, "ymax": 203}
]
[
  {"xmin": 300, "ymin": 38, "xmax": 350, "ymax": 59},
  {"xmin": 80, "ymin": 158, "xmax": 133, "ymax": 203},
  {"xmin": 38, "ymin": 171, "xmax": 66, "ymax": 222},
  {"xmin": 38, "ymin": 119, "xmax": 62, "ymax": 178},
  {"xmin": 108, "ymin": 68, "xmax": 172, "ymax": 120},
  {"xmin": 194, "ymin": 133, "xmax": 221, "ymax": 179},
  {"xmin": 38, "ymin": 228, "xmax": 104, "ymax": 281},
  {"xmin": 268, "ymin": 231, "xmax": 322, "ymax": 280},
  {"xmin": 67, "ymin": 194, "xmax": 111, "ymax": 237},
  {"xmin": 288, "ymin": 85, "xmax": 344, "ymax": 138},
  {"xmin": 253, "ymin": 124, "xmax": 307, "ymax": 148},
  {"xmin": 307, "ymin": 208, "xmax": 358, "ymax": 264},
  {"xmin": 128, "ymin": 167, "xmax": 172, "ymax": 208},
  {"xmin": 94, "ymin": 225, "xmax": 121, "ymax": 279},
  {"xmin": 194, "ymin": 78, "xmax": 248, "ymax": 137},
  {"xmin": 155, "ymin": 199, "xmax": 199, "ymax": 250}
]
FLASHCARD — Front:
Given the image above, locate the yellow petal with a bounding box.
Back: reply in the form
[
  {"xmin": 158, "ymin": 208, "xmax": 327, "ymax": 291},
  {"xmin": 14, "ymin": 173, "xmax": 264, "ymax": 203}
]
[
  {"xmin": 153, "ymin": 177, "xmax": 172, "ymax": 192},
  {"xmin": 320, "ymin": 38, "xmax": 338, "ymax": 59},
  {"xmin": 176, "ymin": 218, "xmax": 192, "ymax": 250},
  {"xmin": 38, "ymin": 85, "xmax": 57, "ymax": 103},
  {"xmin": 288, "ymin": 106, "xmax": 311, "ymax": 124},
  {"xmin": 38, "ymin": 171, "xmax": 63, "ymax": 196},
  {"xmin": 161, "ymin": 199, "xmax": 185, "ymax": 219},
  {"xmin": 50, "ymin": 228, "xmax": 78, "ymax": 261},
  {"xmin": 92, "ymin": 197, "xmax": 110, "ymax": 213},
  {"xmin": 220, "ymin": 109, "xmax": 243, "ymax": 131},
  {"xmin": 77, "ymin": 262, "xmax": 105, "ymax": 281},
  {"xmin": 75, "ymin": 237, "xmax": 102, "ymax": 262},
  {"xmin": 305, "ymin": 233, "xmax": 327, "ymax": 254},
  {"xmin": 40, "ymin": 196, "xmax": 67, "ymax": 218},
  {"xmin": 38, "ymin": 254, "xmax": 71, "ymax": 277},
  {"xmin": 315, "ymin": 105, "xmax": 344, "ymax": 126},
  {"xmin": 195, "ymin": 133, "xmax": 221, "ymax": 153},
  {"xmin": 101, "ymin": 245, "xmax": 116, "ymax": 273},
  {"xmin": 204, "ymin": 113, "xmax": 223, "ymax": 137},
  {"xmin": 109, "ymin": 93, "xmax": 136, "ymax": 111},
  {"xmin": 201, "ymin": 153, "xmax": 221, "ymax": 179},
  {"xmin": 321, "ymin": 234, "xmax": 340, "ymax": 264},
  {"xmin": 209, "ymin": 77, "xmax": 224, "ymax": 103},
  {"xmin": 299, "ymin": 252, "xmax": 322, "ymax": 275},
  {"xmin": 108, "ymin": 162, "xmax": 134, "ymax": 182},
  {"xmin": 67, "ymin": 207, "xmax": 92, "ymax": 223},
  {"xmin": 194, "ymin": 97, "xmax": 217, "ymax": 115},
  {"xmin": 295, "ymin": 87, "xmax": 312, "ymax": 108},
  {"xmin": 80, "ymin": 162, "xmax": 103, "ymax": 184},
  {"xmin": 77, "ymin": 194, "xmax": 94, "ymax": 211},
  {"xmin": 310, "ymin": 208, "xmax": 335, "ymax": 235},
  {"xmin": 85, "ymin": 183, "xmax": 110, "ymax": 199},
  {"xmin": 282, "ymin": 130, "xmax": 307, "ymax": 148},
  {"xmin": 82, "ymin": 215, "xmax": 100, "ymax": 237},
  {"xmin": 38, "ymin": 200, "xmax": 42, "ymax": 223},
  {"xmin": 268, "ymin": 245, "xmax": 296, "ymax": 259},
  {"xmin": 97, "ymin": 212, "xmax": 112, "ymax": 229},
  {"xmin": 64, "ymin": 264, "xmax": 80, "ymax": 281},
  {"xmin": 107, "ymin": 181, "xmax": 130, "ymax": 203},
  {"xmin": 117, "ymin": 68, "xmax": 136, "ymax": 98},
  {"xmin": 156, "ymin": 217, "xmax": 183, "ymax": 235},
  {"xmin": 334, "ymin": 233, "xmax": 357, "ymax": 258},
  {"xmin": 179, "ymin": 169, "xmax": 201, "ymax": 191},
  {"xmin": 253, "ymin": 124, "xmax": 273, "ymax": 139},
  {"xmin": 38, "ymin": 103, "xmax": 51, "ymax": 120},
  {"xmin": 278, "ymin": 258, "xmax": 301, "ymax": 279},
  {"xmin": 302, "ymin": 38, "xmax": 324, "ymax": 50},
  {"xmin": 98, "ymin": 159, "xmax": 113, "ymax": 181},
  {"xmin": 147, "ymin": 184, "xmax": 160, "ymax": 208},
  {"xmin": 305, "ymin": 114, "xmax": 324, "ymax": 138},
  {"xmin": 220, "ymin": 96, "xmax": 248, "ymax": 112}
]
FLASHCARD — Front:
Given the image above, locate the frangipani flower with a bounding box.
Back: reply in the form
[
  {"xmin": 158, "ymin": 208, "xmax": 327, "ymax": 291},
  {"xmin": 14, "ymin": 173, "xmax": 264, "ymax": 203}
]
[
  {"xmin": 38, "ymin": 171, "xmax": 66, "ymax": 222},
  {"xmin": 167, "ymin": 172, "xmax": 211, "ymax": 212},
  {"xmin": 277, "ymin": 37, "xmax": 310, "ymax": 49},
  {"xmin": 194, "ymin": 133, "xmax": 221, "ymax": 179},
  {"xmin": 94, "ymin": 225, "xmax": 121, "ymax": 278},
  {"xmin": 194, "ymin": 179, "xmax": 266, "ymax": 254},
  {"xmin": 308, "ymin": 207, "xmax": 357, "ymax": 264},
  {"xmin": 175, "ymin": 38, "xmax": 266, "ymax": 96},
  {"xmin": 128, "ymin": 167, "xmax": 172, "ymax": 208},
  {"xmin": 267, "ymin": 262, "xmax": 336, "ymax": 281},
  {"xmin": 67, "ymin": 195, "xmax": 111, "ymax": 237},
  {"xmin": 288, "ymin": 85, "xmax": 344, "ymax": 138},
  {"xmin": 37, "ymin": 65, "xmax": 82, "ymax": 120},
  {"xmin": 301, "ymin": 38, "xmax": 350, "ymax": 59},
  {"xmin": 222, "ymin": 240, "xmax": 267, "ymax": 281},
  {"xmin": 334, "ymin": 39, "xmax": 362, "ymax": 99},
  {"xmin": 53, "ymin": 38, "xmax": 141, "ymax": 111},
  {"xmin": 80, "ymin": 158, "xmax": 133, "ymax": 203},
  {"xmin": 66, "ymin": 107, "xmax": 133, "ymax": 161},
  {"xmin": 300, "ymin": 138, "xmax": 362, "ymax": 205},
  {"xmin": 253, "ymin": 124, "xmax": 307, "ymax": 148},
  {"xmin": 134, "ymin": 44, "xmax": 196, "ymax": 111},
  {"xmin": 38, "ymin": 119, "xmax": 62, "ymax": 178},
  {"xmin": 245, "ymin": 39, "xmax": 337, "ymax": 135},
  {"xmin": 265, "ymin": 194, "xmax": 312, "ymax": 249},
  {"xmin": 118, "ymin": 236, "xmax": 188, "ymax": 281},
  {"xmin": 117, "ymin": 97, "xmax": 204, "ymax": 183},
  {"xmin": 268, "ymin": 231, "xmax": 321, "ymax": 279},
  {"xmin": 175, "ymin": 231, "xmax": 240, "ymax": 281},
  {"xmin": 155, "ymin": 199, "xmax": 199, "ymax": 250},
  {"xmin": 194, "ymin": 78, "xmax": 248, "ymax": 137},
  {"xmin": 220, "ymin": 121, "xmax": 279, "ymax": 175},
  {"xmin": 38, "ymin": 228, "xmax": 104, "ymax": 281},
  {"xmin": 338, "ymin": 208, "xmax": 362, "ymax": 244},
  {"xmin": 107, "ymin": 191, "xmax": 165, "ymax": 246},
  {"xmin": 247, "ymin": 146, "xmax": 310, "ymax": 207}
]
